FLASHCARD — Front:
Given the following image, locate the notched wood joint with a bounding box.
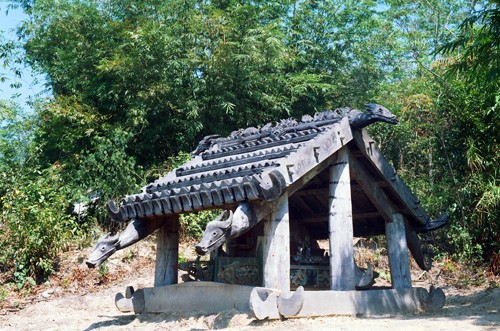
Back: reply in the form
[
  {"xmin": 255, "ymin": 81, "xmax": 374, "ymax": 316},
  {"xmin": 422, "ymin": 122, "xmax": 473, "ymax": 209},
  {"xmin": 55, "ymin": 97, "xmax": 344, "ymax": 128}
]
[
  {"xmin": 286, "ymin": 164, "xmax": 294, "ymax": 181},
  {"xmin": 313, "ymin": 147, "xmax": 320, "ymax": 162}
]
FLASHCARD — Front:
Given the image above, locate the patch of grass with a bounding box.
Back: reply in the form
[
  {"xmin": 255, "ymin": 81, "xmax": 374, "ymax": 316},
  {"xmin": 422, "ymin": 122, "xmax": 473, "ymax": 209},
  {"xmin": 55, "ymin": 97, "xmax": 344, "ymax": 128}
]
[{"xmin": 121, "ymin": 250, "xmax": 137, "ymax": 264}]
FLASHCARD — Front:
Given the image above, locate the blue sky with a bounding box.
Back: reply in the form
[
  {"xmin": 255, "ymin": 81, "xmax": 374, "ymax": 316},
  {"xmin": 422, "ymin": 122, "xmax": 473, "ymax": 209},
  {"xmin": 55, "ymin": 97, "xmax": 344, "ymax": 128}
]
[{"xmin": 0, "ymin": 1, "xmax": 47, "ymax": 110}]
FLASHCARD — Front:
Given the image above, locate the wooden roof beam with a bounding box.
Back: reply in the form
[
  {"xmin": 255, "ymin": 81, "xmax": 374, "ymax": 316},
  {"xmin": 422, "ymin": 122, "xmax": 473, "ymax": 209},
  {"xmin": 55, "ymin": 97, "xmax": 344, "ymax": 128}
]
[
  {"xmin": 347, "ymin": 150, "xmax": 398, "ymax": 223},
  {"xmin": 352, "ymin": 129, "xmax": 430, "ymax": 226},
  {"xmin": 291, "ymin": 185, "xmax": 369, "ymax": 198},
  {"xmin": 299, "ymin": 212, "xmax": 381, "ymax": 223},
  {"xmin": 284, "ymin": 117, "xmax": 354, "ymax": 196},
  {"xmin": 349, "ymin": 150, "xmax": 432, "ymax": 271}
]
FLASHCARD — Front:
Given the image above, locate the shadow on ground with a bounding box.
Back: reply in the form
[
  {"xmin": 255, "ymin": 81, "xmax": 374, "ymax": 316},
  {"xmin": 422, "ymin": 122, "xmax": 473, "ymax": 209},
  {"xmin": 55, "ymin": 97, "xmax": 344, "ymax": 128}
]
[{"xmin": 84, "ymin": 315, "xmax": 137, "ymax": 331}]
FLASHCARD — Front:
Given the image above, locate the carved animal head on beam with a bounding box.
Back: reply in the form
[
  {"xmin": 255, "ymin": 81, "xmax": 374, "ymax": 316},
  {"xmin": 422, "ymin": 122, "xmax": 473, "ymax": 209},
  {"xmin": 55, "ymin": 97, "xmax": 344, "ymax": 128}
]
[
  {"xmin": 86, "ymin": 232, "xmax": 120, "ymax": 268},
  {"xmin": 347, "ymin": 104, "xmax": 399, "ymax": 128},
  {"xmin": 86, "ymin": 218, "xmax": 163, "ymax": 268},
  {"xmin": 195, "ymin": 210, "xmax": 233, "ymax": 255},
  {"xmin": 365, "ymin": 103, "xmax": 399, "ymax": 125}
]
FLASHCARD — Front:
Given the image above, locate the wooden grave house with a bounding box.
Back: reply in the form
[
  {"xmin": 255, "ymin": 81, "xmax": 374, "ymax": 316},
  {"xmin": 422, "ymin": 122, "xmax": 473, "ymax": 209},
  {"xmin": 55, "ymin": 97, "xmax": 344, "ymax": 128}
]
[{"xmin": 89, "ymin": 106, "xmax": 447, "ymax": 319}]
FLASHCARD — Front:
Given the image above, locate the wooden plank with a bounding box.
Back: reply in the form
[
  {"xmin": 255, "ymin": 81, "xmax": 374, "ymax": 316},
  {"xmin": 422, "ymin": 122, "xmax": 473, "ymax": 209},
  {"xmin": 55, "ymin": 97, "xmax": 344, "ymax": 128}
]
[
  {"xmin": 154, "ymin": 216, "xmax": 180, "ymax": 287},
  {"xmin": 349, "ymin": 153, "xmax": 430, "ymax": 271},
  {"xmin": 145, "ymin": 282, "xmax": 264, "ymax": 314},
  {"xmin": 301, "ymin": 212, "xmax": 380, "ymax": 223},
  {"xmin": 115, "ymin": 284, "xmax": 445, "ymax": 316},
  {"xmin": 293, "ymin": 188, "xmax": 328, "ymax": 197},
  {"xmin": 348, "ymin": 152, "xmax": 397, "ymax": 222},
  {"xmin": 352, "ymin": 129, "xmax": 430, "ymax": 226},
  {"xmin": 386, "ymin": 213, "xmax": 412, "ymax": 289},
  {"xmin": 295, "ymin": 287, "xmax": 433, "ymax": 317},
  {"xmin": 405, "ymin": 220, "xmax": 432, "ymax": 271},
  {"xmin": 249, "ymin": 287, "xmax": 445, "ymax": 319},
  {"xmin": 328, "ymin": 147, "xmax": 355, "ymax": 291},
  {"xmin": 312, "ymin": 191, "xmax": 329, "ymax": 210},
  {"xmin": 290, "ymin": 195, "xmax": 316, "ymax": 216},
  {"xmin": 262, "ymin": 193, "xmax": 290, "ymax": 293},
  {"xmin": 283, "ymin": 117, "xmax": 354, "ymax": 196}
]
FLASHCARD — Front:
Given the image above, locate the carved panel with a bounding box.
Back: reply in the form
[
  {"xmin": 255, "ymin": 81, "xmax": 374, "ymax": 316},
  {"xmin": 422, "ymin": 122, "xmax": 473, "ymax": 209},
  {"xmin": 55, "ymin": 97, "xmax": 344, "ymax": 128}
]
[{"xmin": 290, "ymin": 265, "xmax": 330, "ymax": 289}]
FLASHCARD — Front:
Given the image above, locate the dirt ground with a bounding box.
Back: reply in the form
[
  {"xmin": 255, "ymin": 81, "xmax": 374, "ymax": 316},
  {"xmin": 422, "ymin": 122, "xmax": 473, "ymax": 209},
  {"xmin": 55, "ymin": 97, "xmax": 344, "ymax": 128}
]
[{"xmin": 1, "ymin": 241, "xmax": 498, "ymax": 330}]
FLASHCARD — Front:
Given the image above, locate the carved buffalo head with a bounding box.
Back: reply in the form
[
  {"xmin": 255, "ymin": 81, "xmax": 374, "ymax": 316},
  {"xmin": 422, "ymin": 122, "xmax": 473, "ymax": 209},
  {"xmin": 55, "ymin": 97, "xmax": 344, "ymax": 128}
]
[
  {"xmin": 364, "ymin": 103, "xmax": 398, "ymax": 125},
  {"xmin": 195, "ymin": 210, "xmax": 233, "ymax": 255},
  {"xmin": 86, "ymin": 232, "xmax": 120, "ymax": 268}
]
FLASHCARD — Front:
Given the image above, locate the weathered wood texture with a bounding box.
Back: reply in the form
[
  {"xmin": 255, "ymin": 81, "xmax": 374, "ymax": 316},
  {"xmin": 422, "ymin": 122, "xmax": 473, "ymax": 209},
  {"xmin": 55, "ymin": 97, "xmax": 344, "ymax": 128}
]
[
  {"xmin": 386, "ymin": 213, "xmax": 412, "ymax": 289},
  {"xmin": 262, "ymin": 193, "xmax": 290, "ymax": 293},
  {"xmin": 144, "ymin": 282, "xmax": 267, "ymax": 314},
  {"xmin": 352, "ymin": 129, "xmax": 430, "ymax": 226},
  {"xmin": 294, "ymin": 287, "xmax": 431, "ymax": 317},
  {"xmin": 115, "ymin": 284, "xmax": 445, "ymax": 316},
  {"xmin": 282, "ymin": 117, "xmax": 353, "ymax": 195},
  {"xmin": 250, "ymin": 287, "xmax": 281, "ymax": 320},
  {"xmin": 348, "ymin": 152, "xmax": 431, "ymax": 271},
  {"xmin": 405, "ymin": 222, "xmax": 432, "ymax": 270},
  {"xmin": 115, "ymin": 288, "xmax": 145, "ymax": 313},
  {"xmin": 328, "ymin": 147, "xmax": 355, "ymax": 291},
  {"xmin": 348, "ymin": 152, "xmax": 398, "ymax": 221},
  {"xmin": 278, "ymin": 286, "xmax": 305, "ymax": 317},
  {"xmin": 154, "ymin": 216, "xmax": 180, "ymax": 287}
]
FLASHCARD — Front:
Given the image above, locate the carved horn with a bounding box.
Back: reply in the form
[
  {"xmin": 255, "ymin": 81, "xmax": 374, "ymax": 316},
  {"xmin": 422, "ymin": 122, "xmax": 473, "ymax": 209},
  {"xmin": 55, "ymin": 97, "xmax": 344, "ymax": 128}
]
[
  {"xmin": 109, "ymin": 232, "xmax": 120, "ymax": 242},
  {"xmin": 255, "ymin": 170, "xmax": 287, "ymax": 201},
  {"xmin": 107, "ymin": 200, "xmax": 126, "ymax": 223},
  {"xmin": 218, "ymin": 210, "xmax": 234, "ymax": 229}
]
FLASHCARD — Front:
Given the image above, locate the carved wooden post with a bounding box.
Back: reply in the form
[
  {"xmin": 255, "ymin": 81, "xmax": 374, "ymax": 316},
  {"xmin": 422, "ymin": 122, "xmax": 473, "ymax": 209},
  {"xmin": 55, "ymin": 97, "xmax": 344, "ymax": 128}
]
[
  {"xmin": 328, "ymin": 147, "xmax": 355, "ymax": 291},
  {"xmin": 154, "ymin": 215, "xmax": 180, "ymax": 287},
  {"xmin": 386, "ymin": 213, "xmax": 412, "ymax": 289},
  {"xmin": 262, "ymin": 193, "xmax": 290, "ymax": 293}
]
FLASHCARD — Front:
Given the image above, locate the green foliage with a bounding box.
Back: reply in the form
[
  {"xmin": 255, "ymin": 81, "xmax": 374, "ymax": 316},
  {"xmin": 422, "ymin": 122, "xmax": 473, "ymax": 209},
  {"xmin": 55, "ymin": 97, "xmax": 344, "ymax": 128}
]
[
  {"xmin": 0, "ymin": 0, "xmax": 498, "ymax": 290},
  {"xmin": 0, "ymin": 164, "xmax": 84, "ymax": 285},
  {"xmin": 437, "ymin": 0, "xmax": 500, "ymax": 84},
  {"xmin": 14, "ymin": 0, "xmax": 408, "ymax": 166},
  {"xmin": 373, "ymin": 86, "xmax": 498, "ymax": 261},
  {"xmin": 180, "ymin": 210, "xmax": 220, "ymax": 240},
  {"xmin": 0, "ymin": 101, "xmax": 35, "ymax": 170},
  {"xmin": 370, "ymin": 19, "xmax": 499, "ymax": 261},
  {"xmin": 97, "ymin": 264, "xmax": 110, "ymax": 284}
]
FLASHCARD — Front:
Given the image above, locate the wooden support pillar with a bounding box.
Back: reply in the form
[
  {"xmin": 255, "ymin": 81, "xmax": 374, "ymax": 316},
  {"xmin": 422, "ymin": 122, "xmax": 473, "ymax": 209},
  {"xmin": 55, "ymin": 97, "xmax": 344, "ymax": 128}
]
[
  {"xmin": 262, "ymin": 193, "xmax": 290, "ymax": 294},
  {"xmin": 386, "ymin": 213, "xmax": 412, "ymax": 289},
  {"xmin": 154, "ymin": 216, "xmax": 180, "ymax": 287},
  {"xmin": 328, "ymin": 147, "xmax": 355, "ymax": 291}
]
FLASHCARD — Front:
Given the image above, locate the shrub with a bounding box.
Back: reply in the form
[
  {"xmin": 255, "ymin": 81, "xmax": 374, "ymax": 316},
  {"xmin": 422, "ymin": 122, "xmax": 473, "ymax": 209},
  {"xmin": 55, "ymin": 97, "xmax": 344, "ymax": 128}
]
[{"xmin": 0, "ymin": 164, "xmax": 84, "ymax": 286}]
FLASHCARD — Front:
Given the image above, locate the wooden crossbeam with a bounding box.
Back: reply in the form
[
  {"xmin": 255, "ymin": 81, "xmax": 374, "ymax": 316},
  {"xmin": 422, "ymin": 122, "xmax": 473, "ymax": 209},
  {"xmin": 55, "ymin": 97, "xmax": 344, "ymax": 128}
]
[
  {"xmin": 115, "ymin": 283, "xmax": 445, "ymax": 316},
  {"xmin": 292, "ymin": 184, "xmax": 369, "ymax": 198},
  {"xmin": 300, "ymin": 212, "xmax": 381, "ymax": 223},
  {"xmin": 348, "ymin": 152, "xmax": 398, "ymax": 222},
  {"xmin": 352, "ymin": 129, "xmax": 430, "ymax": 226}
]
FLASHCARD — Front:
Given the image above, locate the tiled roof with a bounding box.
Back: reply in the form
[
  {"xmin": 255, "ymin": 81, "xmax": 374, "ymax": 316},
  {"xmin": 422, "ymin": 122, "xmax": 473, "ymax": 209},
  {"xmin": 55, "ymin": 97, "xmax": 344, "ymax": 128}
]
[
  {"xmin": 107, "ymin": 107, "xmax": 446, "ymax": 235},
  {"xmin": 107, "ymin": 109, "xmax": 354, "ymax": 223}
]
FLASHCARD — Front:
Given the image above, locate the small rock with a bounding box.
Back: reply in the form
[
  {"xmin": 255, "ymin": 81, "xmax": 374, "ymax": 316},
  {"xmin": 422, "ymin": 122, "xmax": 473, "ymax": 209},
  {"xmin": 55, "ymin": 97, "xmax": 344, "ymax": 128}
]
[{"xmin": 42, "ymin": 289, "xmax": 54, "ymax": 299}]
